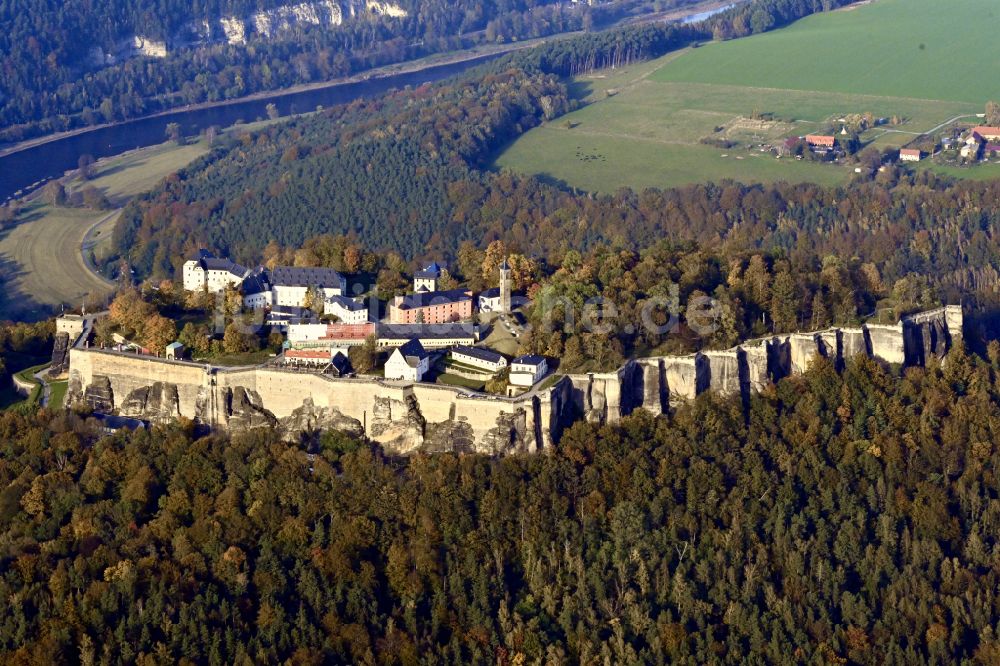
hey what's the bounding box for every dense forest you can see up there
[0,0,698,143]
[0,0,852,142]
[3,346,1000,662]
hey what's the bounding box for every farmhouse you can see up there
[805,134,836,151]
[324,295,369,323]
[451,346,507,373]
[971,126,1000,142]
[389,289,473,324]
[509,355,549,391]
[413,262,442,292]
[384,339,430,382]
[899,148,921,162]
[961,137,981,159]
[182,250,249,293]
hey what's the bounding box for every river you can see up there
[0,53,501,204]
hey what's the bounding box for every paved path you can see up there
[32,368,51,407]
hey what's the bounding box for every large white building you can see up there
[451,346,507,373]
[509,355,548,389]
[384,339,430,382]
[241,269,272,309]
[270,266,346,308]
[182,250,249,293]
[324,295,369,323]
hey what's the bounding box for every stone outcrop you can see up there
[371,394,425,454]
[49,332,70,378]
[120,382,181,424]
[479,410,530,455]
[224,387,278,432]
[64,306,964,455]
[279,398,364,441]
[82,375,114,412]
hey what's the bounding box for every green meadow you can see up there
[495,0,997,193]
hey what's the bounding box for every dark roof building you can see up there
[378,323,478,343]
[188,250,248,277]
[270,266,346,289]
[327,295,367,312]
[414,262,443,279]
[241,268,271,295]
[398,339,430,367]
[452,345,505,365]
[513,354,547,366]
[394,289,472,311]
[330,351,353,376]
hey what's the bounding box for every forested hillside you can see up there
[0,0,853,143]
[3,348,1000,662]
[0,0,679,143]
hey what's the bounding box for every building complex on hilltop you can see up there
[179,249,544,390]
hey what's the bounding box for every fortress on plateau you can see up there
[64,305,964,455]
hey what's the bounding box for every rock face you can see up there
[371,394,425,455]
[279,398,364,441]
[49,333,70,377]
[424,420,476,453]
[83,375,114,412]
[479,410,530,455]
[170,0,406,49]
[119,382,181,424]
[224,387,278,432]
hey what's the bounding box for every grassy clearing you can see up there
[436,373,486,391]
[654,0,1000,104]
[49,380,68,409]
[495,0,995,192]
[0,140,209,321]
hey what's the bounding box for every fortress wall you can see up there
[69,349,207,416]
[66,305,964,455]
[766,337,791,380]
[594,372,624,423]
[865,323,905,365]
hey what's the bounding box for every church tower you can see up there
[499,258,511,314]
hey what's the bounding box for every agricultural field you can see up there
[495,0,996,193]
[0,141,209,321]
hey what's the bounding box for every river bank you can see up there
[0,39,547,162]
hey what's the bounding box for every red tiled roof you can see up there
[805,134,836,147]
[320,323,376,341]
[900,149,921,156]
[286,349,331,359]
[971,126,1000,138]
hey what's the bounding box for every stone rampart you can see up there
[66,306,963,454]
